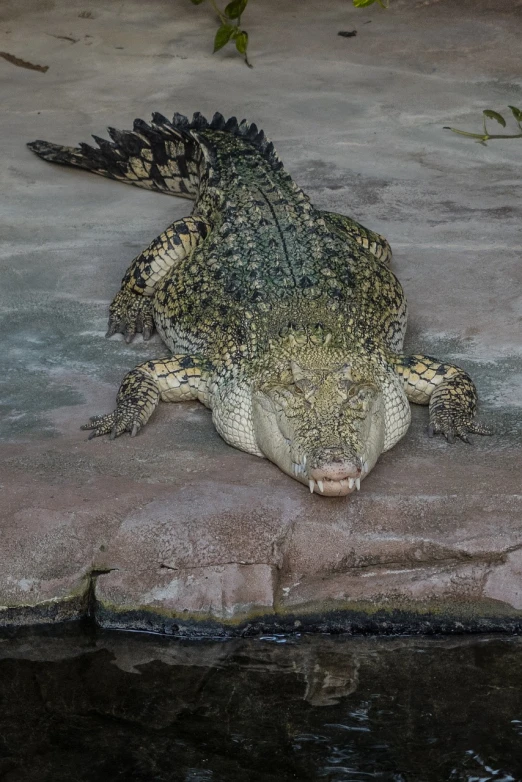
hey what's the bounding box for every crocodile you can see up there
[28,111,491,497]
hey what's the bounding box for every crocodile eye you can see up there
[357,385,374,400]
[293,378,316,405]
[294,378,311,395]
[338,380,354,401]
[346,384,375,410]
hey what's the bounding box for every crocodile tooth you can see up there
[348,478,355,489]
[317,480,324,493]
[303,455,307,467]
[355,478,361,491]
[309,480,315,494]
[364,461,368,473]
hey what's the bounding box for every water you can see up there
[1,625,522,781]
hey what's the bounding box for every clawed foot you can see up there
[82,368,160,440]
[81,403,145,440]
[428,373,493,444]
[106,289,154,343]
[428,412,493,444]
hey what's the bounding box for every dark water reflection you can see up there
[1,627,521,781]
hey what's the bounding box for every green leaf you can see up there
[235,30,248,54]
[214,24,235,52]
[508,105,522,122]
[352,0,377,6]
[224,0,248,19]
[483,109,506,128]
[190,0,206,4]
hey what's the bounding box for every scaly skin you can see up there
[28,111,492,497]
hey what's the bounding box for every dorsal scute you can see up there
[28,109,307,202]
[146,110,284,172]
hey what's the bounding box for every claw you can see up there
[430,420,485,444]
[142,326,152,340]
[131,422,139,437]
[107,289,154,345]
[88,430,98,440]
[470,421,494,436]
[81,417,99,431]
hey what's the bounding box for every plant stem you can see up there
[208,0,228,25]
[444,127,522,141]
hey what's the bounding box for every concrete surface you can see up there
[1,0,521,633]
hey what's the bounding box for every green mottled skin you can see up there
[28,112,491,497]
[157,134,402,361]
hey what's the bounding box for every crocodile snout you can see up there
[307,449,367,496]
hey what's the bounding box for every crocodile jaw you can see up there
[310,478,358,497]
[290,446,381,496]
[251,391,384,497]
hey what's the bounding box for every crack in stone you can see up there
[328,550,513,576]
[503,543,522,556]
[85,568,118,619]
[158,561,268,571]
[278,552,514,602]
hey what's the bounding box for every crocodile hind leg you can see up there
[107,216,210,342]
[82,354,212,439]
[393,353,492,443]
[321,210,392,265]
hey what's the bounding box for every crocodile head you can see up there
[252,346,387,497]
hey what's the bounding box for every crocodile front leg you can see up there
[321,210,392,265]
[393,354,492,443]
[82,354,212,439]
[107,216,210,342]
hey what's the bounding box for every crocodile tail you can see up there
[28,111,283,198]
[27,112,205,199]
